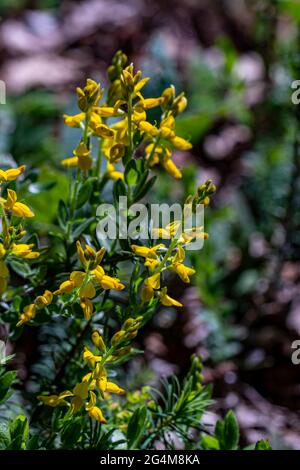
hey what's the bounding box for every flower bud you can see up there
[113,346,132,357]
[111,330,126,347]
[162,86,175,107]
[123,318,135,330]
[76,241,87,267]
[92,331,106,353]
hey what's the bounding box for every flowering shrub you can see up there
[0,51,271,450]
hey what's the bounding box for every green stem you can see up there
[127,94,133,162]
[83,111,90,145]
[66,111,91,239]
[147,134,161,166]
[154,238,178,274]
[95,138,102,180]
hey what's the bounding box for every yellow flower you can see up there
[162,156,182,179]
[92,266,125,291]
[131,244,164,259]
[168,246,196,283]
[141,115,192,152]
[138,120,159,137]
[0,243,6,259]
[0,189,34,217]
[11,243,40,259]
[83,347,102,368]
[63,113,85,128]
[109,143,125,163]
[137,97,163,109]
[170,135,192,150]
[38,382,90,415]
[17,290,53,326]
[75,142,93,171]
[38,390,73,407]
[70,381,89,414]
[106,163,124,181]
[152,220,205,245]
[152,220,182,240]
[101,118,128,163]
[76,79,103,112]
[132,105,147,124]
[144,272,160,290]
[171,260,195,283]
[80,297,94,320]
[144,257,160,272]
[61,143,93,171]
[131,243,165,271]
[161,86,188,115]
[91,331,106,353]
[35,290,53,308]
[16,304,37,327]
[0,165,26,182]
[90,363,125,396]
[54,279,75,295]
[54,271,93,297]
[61,156,79,168]
[76,240,106,269]
[85,391,106,423]
[141,284,154,303]
[94,106,123,118]
[120,65,150,98]
[92,123,115,139]
[159,288,182,307]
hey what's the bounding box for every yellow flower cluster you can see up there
[61,51,192,181]
[38,317,142,423]
[0,189,34,218]
[17,290,53,327]
[54,241,125,320]
[17,240,125,326]
[131,220,209,307]
[0,165,39,298]
[5,54,217,433]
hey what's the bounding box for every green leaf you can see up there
[72,217,94,240]
[76,179,93,208]
[127,405,147,449]
[61,418,83,447]
[132,175,157,202]
[0,422,10,449]
[0,389,12,405]
[255,439,272,450]
[0,371,16,391]
[125,160,138,186]
[215,419,224,444]
[8,415,29,450]
[201,435,220,450]
[10,260,33,278]
[222,410,239,450]
[58,199,69,228]
[113,178,127,204]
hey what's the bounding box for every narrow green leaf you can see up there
[127,406,147,449]
[255,439,272,450]
[76,180,93,208]
[223,410,239,450]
